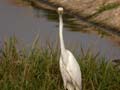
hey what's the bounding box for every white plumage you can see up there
[58,7,82,90]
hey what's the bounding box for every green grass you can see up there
[98,3,120,13]
[0,37,120,90]
[87,2,120,19]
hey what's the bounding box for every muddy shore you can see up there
[28,0,120,34]
[47,0,120,31]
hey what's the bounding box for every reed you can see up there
[0,37,120,90]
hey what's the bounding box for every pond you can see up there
[0,0,120,60]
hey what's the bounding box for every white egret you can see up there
[58,7,82,90]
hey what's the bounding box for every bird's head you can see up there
[58,7,64,15]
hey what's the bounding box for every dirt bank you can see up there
[27,0,120,33]
[48,0,120,31]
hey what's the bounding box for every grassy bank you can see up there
[0,37,120,90]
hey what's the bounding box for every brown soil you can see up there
[48,0,120,31]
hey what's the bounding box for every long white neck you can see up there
[59,14,65,54]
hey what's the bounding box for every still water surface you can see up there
[0,0,120,60]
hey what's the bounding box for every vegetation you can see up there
[98,2,120,13]
[0,37,120,90]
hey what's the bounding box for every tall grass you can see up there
[0,37,120,90]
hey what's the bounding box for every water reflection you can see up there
[0,0,120,60]
[34,7,110,36]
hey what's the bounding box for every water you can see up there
[0,0,120,60]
